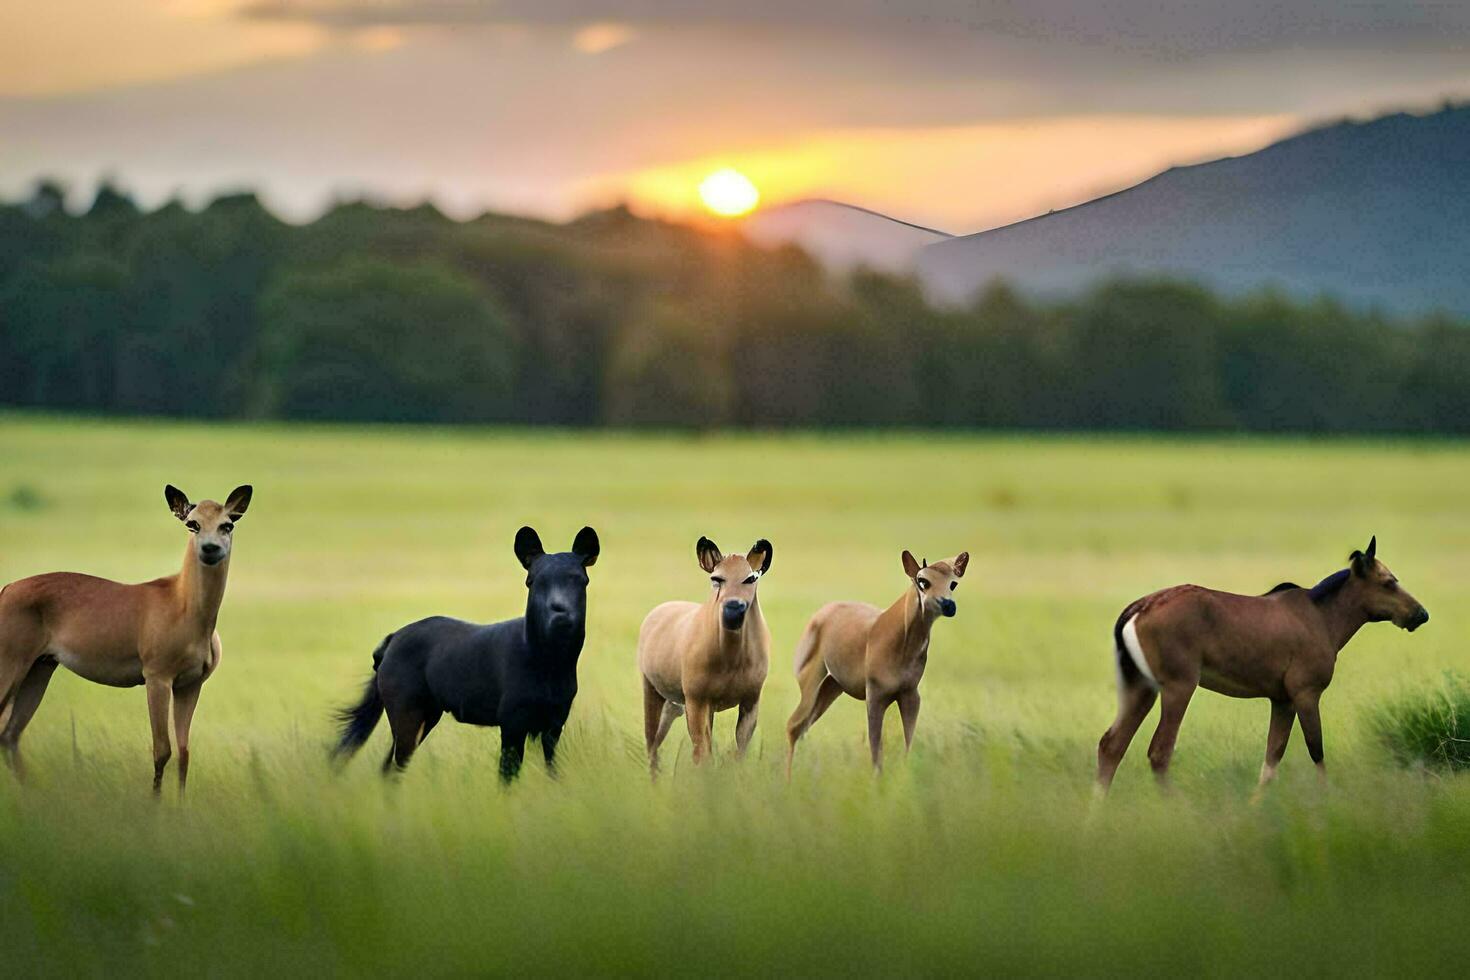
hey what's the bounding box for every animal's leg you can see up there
[896,688,921,752]
[785,675,845,779]
[865,685,892,772]
[1146,682,1196,787]
[1294,690,1326,781]
[1095,680,1158,791]
[1256,699,1296,791]
[734,698,760,759]
[499,730,527,783]
[384,703,427,774]
[171,678,203,793]
[0,654,35,723]
[542,726,562,776]
[649,701,683,776]
[642,676,666,758]
[685,699,713,765]
[0,658,58,780]
[145,676,174,795]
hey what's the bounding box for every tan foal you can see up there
[0,484,252,792]
[638,537,773,773]
[786,550,968,775]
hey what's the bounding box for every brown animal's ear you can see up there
[746,539,772,575]
[165,485,193,522]
[1351,535,1378,576]
[515,526,545,570]
[953,552,969,578]
[697,537,723,574]
[902,550,920,579]
[224,485,253,521]
[572,526,600,567]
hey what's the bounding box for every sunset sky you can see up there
[3,1,1468,231]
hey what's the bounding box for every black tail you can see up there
[331,635,391,760]
[1113,602,1143,686]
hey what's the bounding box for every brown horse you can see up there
[785,550,967,775]
[638,537,773,773]
[1096,537,1428,792]
[0,484,252,792]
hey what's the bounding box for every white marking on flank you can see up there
[1120,615,1160,690]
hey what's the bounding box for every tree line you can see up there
[2,181,1468,433]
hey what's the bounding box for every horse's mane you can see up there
[1308,569,1351,603]
[1263,582,1301,595]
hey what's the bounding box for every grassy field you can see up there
[2,415,1468,976]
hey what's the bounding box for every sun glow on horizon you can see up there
[698,168,760,217]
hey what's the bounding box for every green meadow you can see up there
[2,415,1469,976]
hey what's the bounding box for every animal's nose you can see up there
[722,599,748,629]
[1413,607,1430,629]
[938,597,957,617]
[200,542,222,556]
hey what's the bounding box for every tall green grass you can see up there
[1372,673,1470,773]
[2,415,1469,976]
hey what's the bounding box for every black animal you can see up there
[332,525,599,781]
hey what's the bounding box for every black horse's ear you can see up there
[1365,535,1377,562]
[746,539,772,575]
[224,485,252,521]
[165,485,193,522]
[697,537,723,573]
[515,526,545,570]
[572,526,600,567]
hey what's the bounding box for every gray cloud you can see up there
[240,0,1470,56]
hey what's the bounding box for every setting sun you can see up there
[698,168,760,217]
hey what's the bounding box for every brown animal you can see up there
[786,550,968,775]
[0,485,252,792]
[1096,536,1429,792]
[638,537,772,773]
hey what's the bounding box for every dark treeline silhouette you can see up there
[3,181,1468,433]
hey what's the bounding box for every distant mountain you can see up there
[917,104,1470,317]
[742,199,951,273]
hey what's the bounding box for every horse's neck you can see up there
[175,545,229,633]
[1315,587,1369,653]
[883,587,933,656]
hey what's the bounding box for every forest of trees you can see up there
[3,180,1469,433]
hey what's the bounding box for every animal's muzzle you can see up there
[938,598,957,618]
[722,599,749,630]
[1407,606,1430,632]
[199,543,225,565]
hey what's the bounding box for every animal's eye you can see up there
[1386,579,1399,590]
[949,581,957,591]
[917,579,929,590]
[711,577,724,587]
[743,575,758,585]
[185,520,200,533]
[219,522,234,534]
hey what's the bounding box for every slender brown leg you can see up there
[1096,681,1158,790]
[0,658,58,780]
[642,676,666,759]
[785,675,844,779]
[1146,683,1195,787]
[685,699,713,765]
[171,679,203,793]
[1294,690,1326,781]
[734,699,760,759]
[649,701,683,776]
[865,685,892,772]
[145,676,174,795]
[896,689,921,752]
[1256,699,1296,790]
